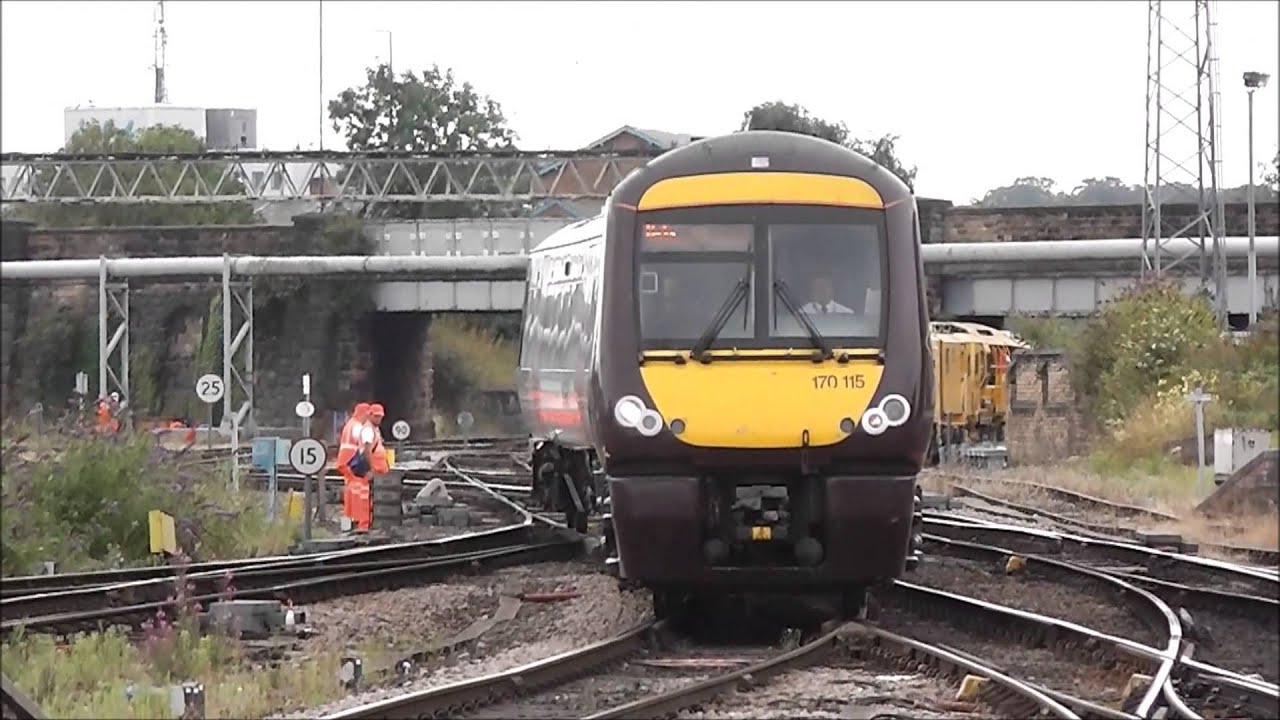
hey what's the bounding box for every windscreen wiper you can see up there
[690,278,751,363]
[773,279,835,362]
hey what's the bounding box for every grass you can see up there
[0,625,383,719]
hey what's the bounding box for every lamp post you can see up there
[376,30,394,74]
[1243,71,1270,327]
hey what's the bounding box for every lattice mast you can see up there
[153,0,168,104]
[1141,0,1228,325]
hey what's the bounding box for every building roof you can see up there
[581,125,702,151]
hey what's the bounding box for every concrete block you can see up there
[373,489,401,504]
[418,514,439,526]
[208,600,284,637]
[413,478,453,508]
[919,492,951,510]
[401,502,421,517]
[437,507,471,527]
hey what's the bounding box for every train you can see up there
[516,130,934,618]
[928,321,1026,463]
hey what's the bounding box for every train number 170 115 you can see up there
[812,374,866,390]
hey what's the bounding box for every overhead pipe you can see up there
[1,237,1276,281]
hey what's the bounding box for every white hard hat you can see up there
[110,392,120,401]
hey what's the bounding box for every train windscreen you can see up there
[638,223,756,344]
[636,214,885,350]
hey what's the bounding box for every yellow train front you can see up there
[590,131,934,615]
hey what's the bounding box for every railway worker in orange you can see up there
[367,404,391,475]
[95,392,121,434]
[336,403,373,527]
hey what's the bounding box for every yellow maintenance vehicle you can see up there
[929,321,1026,464]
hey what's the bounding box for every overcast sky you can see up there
[2,0,1277,203]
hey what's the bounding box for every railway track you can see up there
[924,514,1279,599]
[908,525,1279,717]
[1,526,577,636]
[321,618,1081,720]
[943,480,1280,567]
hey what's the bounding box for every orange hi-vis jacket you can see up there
[369,425,390,475]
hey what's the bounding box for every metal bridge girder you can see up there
[0,150,656,204]
[97,257,130,429]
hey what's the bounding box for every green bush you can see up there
[1,430,297,577]
[429,314,518,431]
[1073,279,1223,424]
[1048,280,1280,471]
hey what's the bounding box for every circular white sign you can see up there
[391,420,411,441]
[456,411,475,431]
[289,438,327,475]
[195,374,225,404]
[295,400,315,419]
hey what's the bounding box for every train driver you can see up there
[800,275,854,315]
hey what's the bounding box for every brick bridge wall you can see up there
[0,216,431,436]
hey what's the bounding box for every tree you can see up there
[1068,177,1142,205]
[14,121,254,227]
[328,63,521,219]
[974,177,1064,207]
[1265,151,1279,191]
[739,101,918,191]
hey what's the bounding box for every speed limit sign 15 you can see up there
[195,373,225,404]
[289,438,327,476]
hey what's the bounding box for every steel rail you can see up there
[323,619,663,719]
[945,483,1280,569]
[884,576,1178,718]
[443,456,566,530]
[920,522,1280,715]
[1,524,545,604]
[923,514,1279,597]
[0,673,45,720]
[2,538,576,636]
[324,617,1080,720]
[919,533,1181,718]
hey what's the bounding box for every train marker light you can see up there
[750,156,770,169]
[669,418,687,435]
[614,396,646,427]
[861,407,888,436]
[637,409,664,437]
[879,394,911,427]
[839,417,855,434]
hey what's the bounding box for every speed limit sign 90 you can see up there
[391,420,411,441]
[289,438,327,475]
[195,374,224,404]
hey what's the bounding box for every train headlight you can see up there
[669,418,687,435]
[879,394,912,427]
[637,409,664,437]
[839,417,855,434]
[614,396,646,428]
[861,407,889,436]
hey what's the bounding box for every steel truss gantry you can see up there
[1141,0,1229,324]
[0,150,656,204]
[98,259,130,430]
